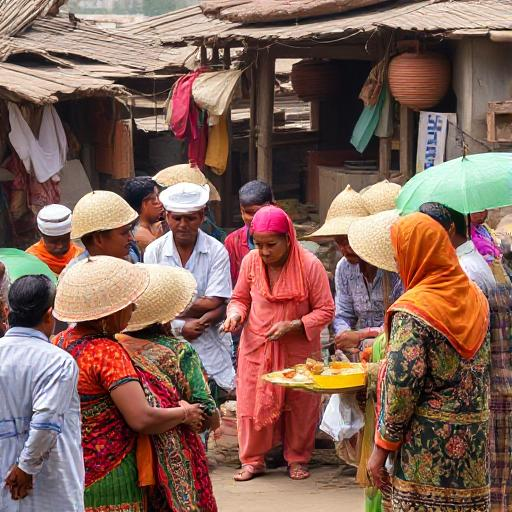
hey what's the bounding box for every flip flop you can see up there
[233,464,265,482]
[288,463,310,480]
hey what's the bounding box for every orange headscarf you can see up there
[385,213,489,359]
[26,239,83,275]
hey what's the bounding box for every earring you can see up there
[101,319,108,336]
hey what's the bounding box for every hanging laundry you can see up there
[192,69,242,117]
[169,69,209,169]
[8,103,67,183]
[205,113,229,175]
[350,84,389,153]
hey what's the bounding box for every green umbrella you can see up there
[396,152,512,215]
[0,248,57,284]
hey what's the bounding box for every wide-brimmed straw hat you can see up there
[124,264,197,332]
[71,191,138,240]
[54,256,149,323]
[153,163,221,202]
[347,209,400,272]
[361,180,401,214]
[305,185,370,239]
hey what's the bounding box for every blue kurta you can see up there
[0,327,84,511]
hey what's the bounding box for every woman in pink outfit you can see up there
[224,206,334,482]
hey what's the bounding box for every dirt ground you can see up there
[210,464,364,511]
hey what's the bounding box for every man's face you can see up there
[470,210,488,225]
[334,235,361,265]
[240,203,268,227]
[95,224,134,259]
[141,187,164,224]
[42,233,71,257]
[166,210,204,245]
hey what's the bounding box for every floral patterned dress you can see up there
[378,311,491,511]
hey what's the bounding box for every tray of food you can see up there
[262,359,366,394]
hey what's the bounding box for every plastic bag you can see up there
[320,393,365,441]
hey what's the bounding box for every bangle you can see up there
[182,406,189,423]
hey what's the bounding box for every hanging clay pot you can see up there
[388,51,451,110]
[291,59,343,101]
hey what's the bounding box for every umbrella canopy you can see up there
[0,248,57,285]
[396,152,512,215]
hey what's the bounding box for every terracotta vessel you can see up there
[388,51,451,110]
[291,59,343,101]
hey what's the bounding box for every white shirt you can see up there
[144,229,235,390]
[456,240,496,295]
[0,327,84,512]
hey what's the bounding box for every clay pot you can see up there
[291,59,343,101]
[388,51,451,110]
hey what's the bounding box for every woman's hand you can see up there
[367,445,391,491]
[334,330,361,349]
[179,401,205,432]
[223,313,242,333]
[265,321,297,341]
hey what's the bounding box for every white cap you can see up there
[160,182,210,213]
[37,204,72,237]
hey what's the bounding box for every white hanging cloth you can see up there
[8,102,67,183]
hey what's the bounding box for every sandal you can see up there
[233,464,265,482]
[288,463,310,480]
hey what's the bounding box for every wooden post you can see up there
[256,51,275,184]
[223,46,231,69]
[399,105,414,180]
[310,99,320,131]
[211,47,220,66]
[379,137,392,179]
[248,61,257,180]
[200,45,207,66]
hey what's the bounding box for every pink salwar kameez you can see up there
[227,208,334,469]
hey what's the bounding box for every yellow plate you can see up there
[312,369,366,390]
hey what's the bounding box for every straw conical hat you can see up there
[153,164,221,202]
[124,264,197,332]
[347,209,400,272]
[361,180,401,214]
[305,185,370,239]
[54,256,149,323]
[71,191,138,240]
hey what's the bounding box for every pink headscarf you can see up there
[248,206,307,304]
[250,205,289,236]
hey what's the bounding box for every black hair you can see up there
[420,202,468,239]
[239,180,273,207]
[8,275,56,328]
[419,202,453,231]
[446,207,467,238]
[123,177,158,213]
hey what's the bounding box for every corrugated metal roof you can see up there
[200,0,390,24]
[0,0,64,36]
[122,1,512,44]
[0,61,125,104]
[11,16,190,73]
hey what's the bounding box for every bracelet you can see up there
[182,406,189,423]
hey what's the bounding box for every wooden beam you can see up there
[256,52,275,184]
[379,137,392,180]
[268,44,373,61]
[399,105,414,180]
